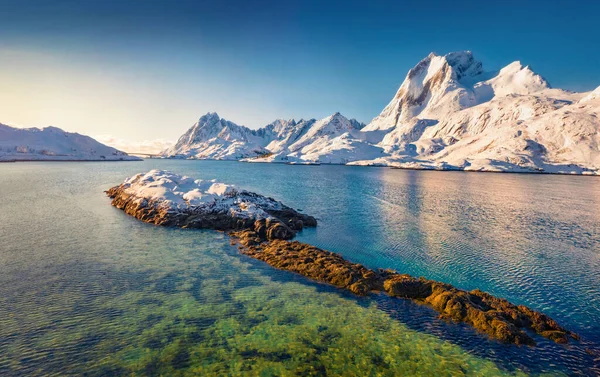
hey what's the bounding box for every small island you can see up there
[107,170,577,346]
[106,170,317,239]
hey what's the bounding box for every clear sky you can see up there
[1,0,599,151]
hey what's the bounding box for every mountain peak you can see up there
[199,112,220,122]
[444,51,483,80]
[480,60,550,96]
[0,123,137,161]
[364,51,486,131]
[580,85,600,102]
[364,50,559,132]
[506,60,524,69]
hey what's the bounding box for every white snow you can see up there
[581,86,600,103]
[472,61,550,101]
[120,170,287,219]
[0,123,141,161]
[163,51,600,175]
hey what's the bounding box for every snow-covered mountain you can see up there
[163,112,381,164]
[354,51,599,174]
[0,123,140,161]
[163,112,269,160]
[165,51,600,174]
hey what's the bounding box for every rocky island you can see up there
[106,170,317,239]
[107,170,577,346]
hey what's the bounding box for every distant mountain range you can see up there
[0,123,140,161]
[164,51,600,174]
[162,111,376,164]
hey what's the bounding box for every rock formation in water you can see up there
[231,231,578,346]
[106,170,316,239]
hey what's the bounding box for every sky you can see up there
[1,0,599,152]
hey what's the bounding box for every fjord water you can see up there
[0,161,598,376]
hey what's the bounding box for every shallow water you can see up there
[0,160,598,376]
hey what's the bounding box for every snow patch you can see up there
[119,170,289,219]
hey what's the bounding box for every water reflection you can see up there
[301,167,600,374]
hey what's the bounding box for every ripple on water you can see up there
[0,161,599,376]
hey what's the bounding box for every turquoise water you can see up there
[0,160,598,376]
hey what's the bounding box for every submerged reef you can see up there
[107,170,576,346]
[232,231,578,346]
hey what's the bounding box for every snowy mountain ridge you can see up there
[163,111,376,164]
[0,123,140,161]
[163,112,271,160]
[164,51,600,174]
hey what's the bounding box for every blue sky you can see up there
[1,0,599,146]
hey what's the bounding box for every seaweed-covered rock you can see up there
[106,170,316,240]
[237,239,383,295]
[232,230,577,346]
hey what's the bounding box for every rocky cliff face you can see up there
[364,51,485,132]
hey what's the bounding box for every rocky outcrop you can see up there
[106,170,316,240]
[232,231,578,346]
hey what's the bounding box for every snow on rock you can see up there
[106,170,317,239]
[120,170,240,208]
[472,61,550,100]
[0,123,140,161]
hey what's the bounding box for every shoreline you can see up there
[162,157,600,177]
[1,158,142,163]
[7,156,598,176]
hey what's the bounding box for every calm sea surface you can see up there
[0,160,599,376]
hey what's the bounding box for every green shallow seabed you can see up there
[0,230,560,377]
